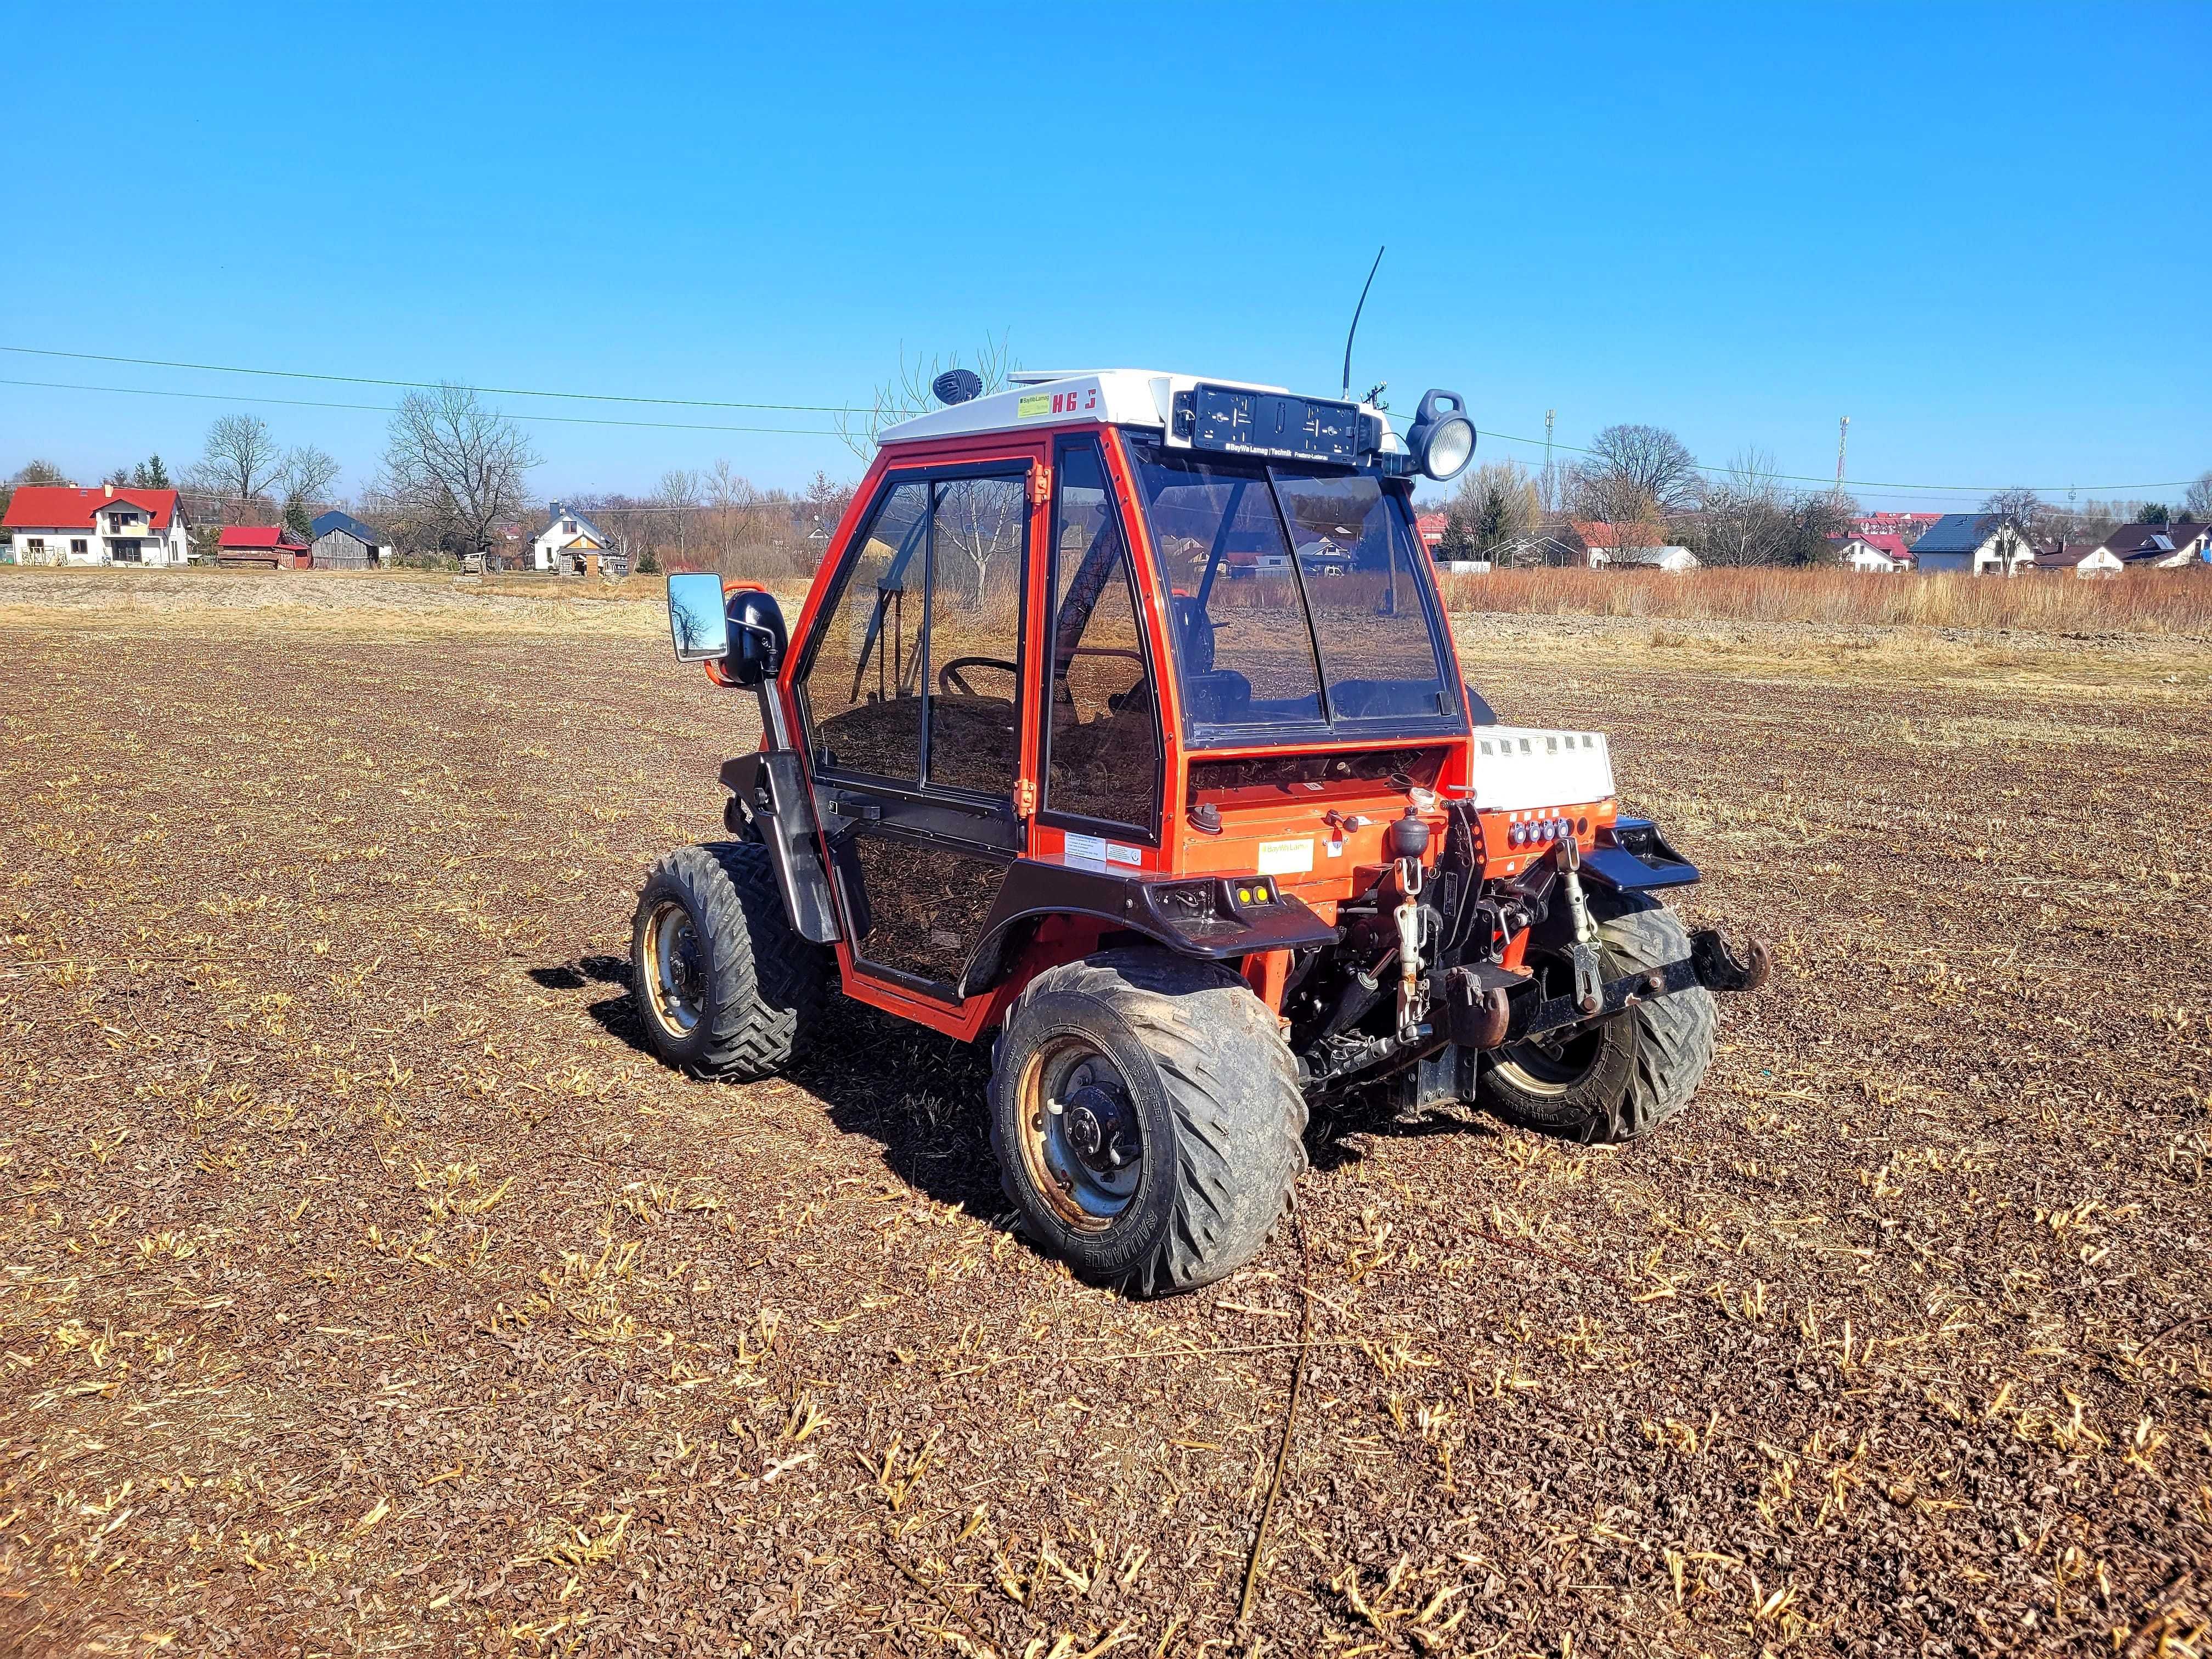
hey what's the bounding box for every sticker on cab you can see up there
[1066,831,1144,867]
[1257,838,1314,875]
[1017,393,1052,418]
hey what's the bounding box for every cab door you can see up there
[792,454,1041,1001]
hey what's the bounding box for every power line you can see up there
[0,343,851,415]
[1470,424,2197,498]
[0,377,847,440]
[5,345,2194,500]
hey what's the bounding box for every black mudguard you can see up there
[957,862,1339,998]
[720,752,842,945]
[1579,815,1701,892]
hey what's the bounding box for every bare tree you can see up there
[837,334,1016,459]
[190,414,284,508]
[1696,449,1792,566]
[274,445,339,541]
[377,384,539,558]
[1449,460,1541,558]
[1980,487,2045,532]
[705,460,755,563]
[279,444,340,507]
[1571,424,1701,523]
[14,459,70,486]
[2186,470,2212,522]
[654,468,703,563]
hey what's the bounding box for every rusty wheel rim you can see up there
[1016,1036,1142,1232]
[640,900,706,1037]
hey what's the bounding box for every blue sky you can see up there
[4,2,2205,509]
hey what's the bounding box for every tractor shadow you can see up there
[533,953,1009,1217]
[1305,1097,1505,1172]
[528,952,1506,1205]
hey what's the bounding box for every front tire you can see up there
[1479,894,1717,1144]
[630,843,825,1081]
[989,949,1306,1298]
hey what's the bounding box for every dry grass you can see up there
[0,583,2209,1656]
[1439,565,2212,633]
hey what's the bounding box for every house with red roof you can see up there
[2,484,192,566]
[1829,532,1912,573]
[217,526,313,569]
[1572,520,1699,571]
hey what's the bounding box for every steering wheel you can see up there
[938,656,1019,697]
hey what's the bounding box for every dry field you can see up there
[2,571,2209,1657]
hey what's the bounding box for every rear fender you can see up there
[1578,815,1700,893]
[956,861,1338,999]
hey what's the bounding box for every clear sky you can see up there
[4,2,2205,510]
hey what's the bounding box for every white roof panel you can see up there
[877,370,1405,455]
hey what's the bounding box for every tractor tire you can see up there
[630,842,826,1081]
[1479,894,1716,1144]
[988,949,1306,1299]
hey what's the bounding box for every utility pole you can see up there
[1543,409,1556,514]
[1834,415,1850,499]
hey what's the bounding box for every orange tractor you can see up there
[635,371,1767,1296]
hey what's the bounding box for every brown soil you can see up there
[1,590,2208,1656]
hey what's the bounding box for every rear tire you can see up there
[1479,895,1716,1144]
[630,842,826,1081]
[989,949,1306,1298]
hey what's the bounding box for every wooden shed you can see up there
[308,511,391,569]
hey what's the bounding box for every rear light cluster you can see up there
[1506,812,1592,848]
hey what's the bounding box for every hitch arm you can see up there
[1504,927,1771,1048]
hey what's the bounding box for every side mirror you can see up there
[1171,594,1216,675]
[725,589,787,689]
[667,572,731,662]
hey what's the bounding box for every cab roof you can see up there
[878,369,1407,456]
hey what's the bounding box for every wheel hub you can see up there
[1062,1082,1137,1172]
[1019,1045,1144,1231]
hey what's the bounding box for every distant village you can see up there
[1410,507,2211,578]
[8,481,2205,586]
[0,485,644,575]
[4,415,2207,588]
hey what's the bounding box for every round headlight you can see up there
[1421,414,1476,481]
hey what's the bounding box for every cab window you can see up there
[1044,440,1160,836]
[803,479,929,783]
[800,471,1026,799]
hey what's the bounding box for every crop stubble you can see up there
[0,589,2208,1656]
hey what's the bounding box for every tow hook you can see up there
[1690,928,1771,992]
[1557,836,1605,1015]
[1394,856,1427,1040]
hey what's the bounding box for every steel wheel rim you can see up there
[1492,953,1605,1097]
[1017,1036,1143,1232]
[641,900,706,1036]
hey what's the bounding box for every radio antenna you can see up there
[1340,244,1385,400]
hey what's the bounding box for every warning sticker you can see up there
[1066,831,1144,868]
[1257,838,1314,875]
[1017,393,1052,418]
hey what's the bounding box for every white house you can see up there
[1,484,192,566]
[2033,543,2124,579]
[2096,521,2211,571]
[1595,544,1700,572]
[533,501,612,573]
[1842,544,1903,574]
[1909,513,2034,577]
[1830,532,1911,573]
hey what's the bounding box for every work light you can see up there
[1407,389,1477,482]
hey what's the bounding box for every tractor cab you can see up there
[641,369,1767,1297]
